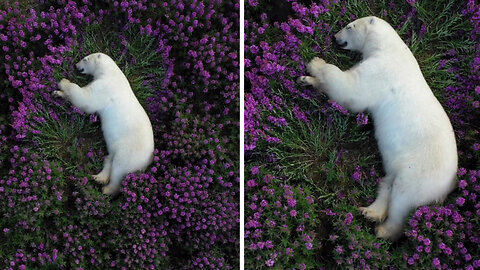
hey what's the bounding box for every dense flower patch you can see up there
[245,0,479,269]
[0,0,239,269]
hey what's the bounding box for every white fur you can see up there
[299,16,457,240]
[54,52,154,195]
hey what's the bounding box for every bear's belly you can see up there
[371,93,456,175]
[98,102,152,152]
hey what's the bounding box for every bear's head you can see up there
[76,52,116,77]
[334,16,395,53]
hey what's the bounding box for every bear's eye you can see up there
[346,25,352,30]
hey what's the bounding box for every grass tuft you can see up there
[32,111,102,172]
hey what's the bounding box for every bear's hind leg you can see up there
[359,175,394,222]
[92,155,112,184]
[102,156,128,195]
[375,180,415,240]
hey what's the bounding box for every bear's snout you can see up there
[75,63,85,73]
[335,37,348,48]
[334,32,348,48]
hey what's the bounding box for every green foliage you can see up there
[32,111,102,172]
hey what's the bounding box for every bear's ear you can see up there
[369,17,375,24]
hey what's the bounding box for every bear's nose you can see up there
[335,37,348,48]
[75,63,84,73]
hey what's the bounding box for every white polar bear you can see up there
[299,16,458,240]
[54,53,154,195]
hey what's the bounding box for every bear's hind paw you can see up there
[375,223,402,241]
[102,185,120,196]
[375,224,390,239]
[359,206,387,222]
[92,174,109,184]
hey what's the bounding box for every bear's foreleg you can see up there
[300,57,371,112]
[54,79,101,114]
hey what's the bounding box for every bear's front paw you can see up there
[297,76,316,87]
[308,56,326,67]
[52,90,65,98]
[57,78,71,91]
[311,57,326,64]
[307,57,327,75]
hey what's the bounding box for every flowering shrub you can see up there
[245,168,318,269]
[1,0,239,269]
[402,169,480,269]
[245,0,479,269]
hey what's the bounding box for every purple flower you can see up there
[344,212,354,226]
[458,179,468,188]
[356,113,369,125]
[423,238,431,245]
[287,198,296,207]
[352,171,362,181]
[260,200,268,207]
[473,143,480,151]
